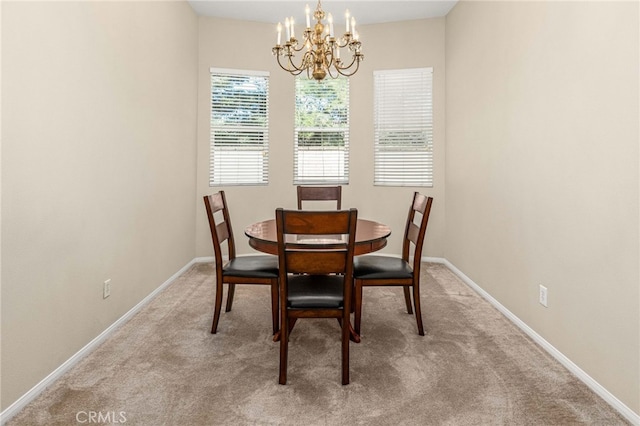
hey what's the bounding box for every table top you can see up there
[245,218,391,256]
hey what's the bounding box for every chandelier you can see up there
[272,1,364,80]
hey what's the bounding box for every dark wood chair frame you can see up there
[353,193,433,336]
[296,185,342,210]
[276,208,358,385]
[203,191,279,335]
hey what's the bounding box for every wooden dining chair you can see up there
[353,192,433,336]
[276,208,358,385]
[296,185,342,210]
[203,191,279,335]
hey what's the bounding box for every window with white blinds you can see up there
[374,68,433,187]
[294,77,349,185]
[210,68,269,186]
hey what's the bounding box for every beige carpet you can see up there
[7,262,629,425]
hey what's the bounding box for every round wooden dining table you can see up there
[244,218,391,256]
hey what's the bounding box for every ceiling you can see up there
[187,1,458,25]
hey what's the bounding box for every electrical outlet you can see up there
[539,285,548,307]
[103,279,111,299]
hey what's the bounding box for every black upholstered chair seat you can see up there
[287,274,344,309]
[353,255,413,280]
[223,256,279,278]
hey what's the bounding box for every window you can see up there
[210,68,269,186]
[294,77,349,184]
[374,68,433,187]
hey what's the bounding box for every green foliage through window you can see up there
[294,77,349,184]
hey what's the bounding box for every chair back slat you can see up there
[203,191,236,266]
[402,192,434,265]
[281,210,351,235]
[406,222,421,246]
[208,193,225,214]
[286,251,348,275]
[413,192,430,214]
[216,221,230,243]
[297,186,342,210]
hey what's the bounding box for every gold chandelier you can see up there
[272,0,364,80]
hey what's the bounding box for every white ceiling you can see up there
[188,1,458,25]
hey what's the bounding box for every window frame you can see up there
[209,68,270,187]
[373,67,434,187]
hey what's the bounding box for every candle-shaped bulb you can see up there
[277,22,282,45]
[305,4,311,28]
[351,17,356,36]
[328,13,334,36]
[285,17,291,39]
[345,9,350,32]
[290,16,295,38]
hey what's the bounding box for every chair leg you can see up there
[270,281,279,336]
[341,311,350,385]
[279,314,289,385]
[403,285,413,314]
[354,280,363,335]
[211,280,224,334]
[288,318,298,334]
[225,283,236,312]
[412,284,425,336]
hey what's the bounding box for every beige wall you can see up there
[1,1,198,409]
[196,16,446,259]
[445,0,639,413]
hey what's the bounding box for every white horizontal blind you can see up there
[210,68,269,186]
[294,77,349,185]
[374,68,433,187]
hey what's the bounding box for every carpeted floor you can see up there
[6,262,630,425]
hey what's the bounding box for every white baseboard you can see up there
[0,258,199,425]
[426,256,639,426]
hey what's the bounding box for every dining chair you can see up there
[353,192,433,336]
[296,185,342,210]
[203,191,279,335]
[276,208,358,385]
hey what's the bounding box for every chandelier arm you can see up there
[284,48,315,74]
[326,62,340,79]
[303,50,316,72]
[286,53,303,72]
[334,54,358,71]
[335,58,362,77]
[276,53,305,75]
[290,41,308,53]
[334,34,352,49]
